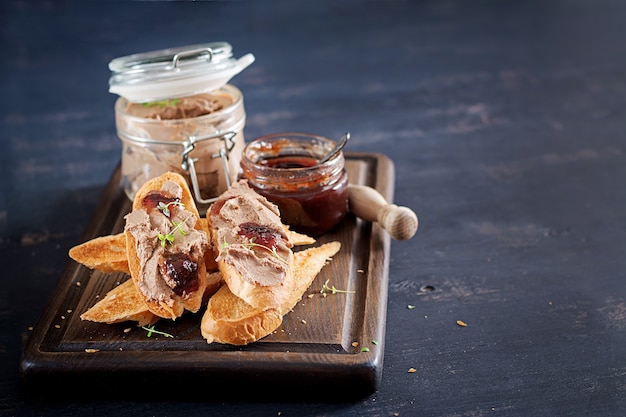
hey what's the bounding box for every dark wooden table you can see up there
[2,1,625,416]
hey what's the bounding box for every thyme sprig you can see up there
[320,279,355,295]
[142,98,181,108]
[220,239,289,265]
[157,216,189,247]
[141,325,174,338]
[157,200,185,218]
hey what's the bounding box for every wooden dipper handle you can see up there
[347,184,418,240]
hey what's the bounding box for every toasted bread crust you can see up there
[69,234,130,273]
[280,240,341,314]
[80,279,158,326]
[200,284,283,345]
[201,241,341,345]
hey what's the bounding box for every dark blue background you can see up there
[2,1,625,416]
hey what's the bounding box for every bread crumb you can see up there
[28,326,33,331]
[85,348,99,353]
[54,324,60,329]
[456,320,468,327]
[76,281,81,287]
[123,328,132,333]
[67,309,73,313]
[408,368,416,373]
[357,269,364,273]
[352,341,359,347]
[61,315,66,320]
[301,319,307,324]
[307,293,315,299]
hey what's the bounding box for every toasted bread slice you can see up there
[69,234,130,274]
[279,241,341,314]
[201,241,341,345]
[80,272,223,326]
[283,226,316,246]
[125,172,209,320]
[208,180,295,310]
[80,279,158,326]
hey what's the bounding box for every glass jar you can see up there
[240,132,349,236]
[115,84,245,212]
[108,42,255,211]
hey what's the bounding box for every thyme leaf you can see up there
[157,216,189,247]
[141,325,174,338]
[220,239,289,265]
[320,279,355,295]
[142,98,181,108]
[157,200,185,218]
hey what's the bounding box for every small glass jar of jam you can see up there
[108,42,255,212]
[240,132,349,236]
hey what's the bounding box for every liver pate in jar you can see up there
[108,42,255,211]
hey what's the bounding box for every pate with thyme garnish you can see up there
[208,180,294,309]
[124,179,209,316]
[125,93,231,120]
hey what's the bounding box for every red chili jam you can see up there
[240,133,349,236]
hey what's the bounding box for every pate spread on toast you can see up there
[208,180,294,309]
[124,172,209,320]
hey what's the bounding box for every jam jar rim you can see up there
[241,132,346,186]
[242,131,341,171]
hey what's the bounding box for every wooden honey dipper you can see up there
[347,184,418,240]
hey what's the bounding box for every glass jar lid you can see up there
[108,42,254,102]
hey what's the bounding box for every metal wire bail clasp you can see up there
[181,130,237,205]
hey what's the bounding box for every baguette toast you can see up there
[79,279,158,326]
[69,234,130,274]
[124,172,209,320]
[208,180,295,309]
[201,241,341,345]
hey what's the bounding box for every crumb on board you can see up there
[85,348,99,353]
[456,320,468,327]
[408,367,416,373]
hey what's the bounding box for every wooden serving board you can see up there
[20,152,394,400]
